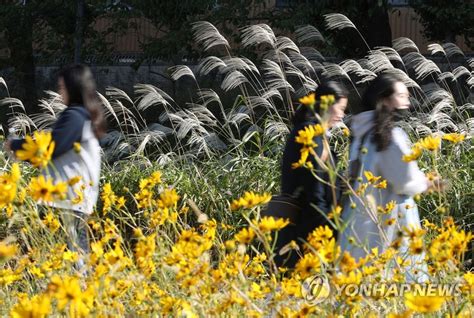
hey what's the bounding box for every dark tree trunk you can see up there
[74,0,85,63]
[363,1,392,48]
[319,0,393,58]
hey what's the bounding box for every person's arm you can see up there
[9,108,86,159]
[378,128,428,196]
[50,108,86,158]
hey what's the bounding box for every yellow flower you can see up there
[342,127,351,137]
[10,294,51,318]
[15,131,55,168]
[49,275,93,317]
[364,170,381,184]
[463,272,474,287]
[377,200,396,214]
[28,175,56,202]
[327,205,342,220]
[0,164,20,209]
[442,133,465,143]
[116,196,126,209]
[52,181,68,200]
[255,216,289,233]
[157,188,180,209]
[387,311,413,318]
[294,124,324,147]
[409,237,424,254]
[10,163,21,183]
[71,186,85,204]
[298,93,316,106]
[42,211,60,233]
[334,270,362,285]
[0,241,17,260]
[230,191,271,210]
[295,253,321,278]
[419,135,441,152]
[135,233,156,259]
[319,94,335,112]
[68,176,82,186]
[318,237,339,263]
[62,250,79,262]
[234,227,256,244]
[404,292,445,313]
[29,266,45,279]
[150,171,162,184]
[101,183,117,214]
[292,147,314,169]
[402,143,423,162]
[73,142,81,153]
[374,179,387,189]
[307,225,333,250]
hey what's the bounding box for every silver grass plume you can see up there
[288,52,315,75]
[169,65,196,81]
[222,57,259,74]
[192,21,229,51]
[134,84,173,111]
[324,13,356,30]
[374,47,403,64]
[0,97,25,112]
[299,47,326,62]
[322,63,351,81]
[295,25,324,44]
[0,77,7,91]
[443,43,465,58]
[427,43,446,56]
[276,36,300,53]
[339,59,376,84]
[452,66,471,81]
[403,52,441,80]
[196,56,226,76]
[382,68,420,90]
[240,24,276,48]
[366,50,394,73]
[393,37,419,53]
[221,70,249,92]
[106,87,134,105]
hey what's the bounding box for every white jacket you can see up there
[339,110,429,282]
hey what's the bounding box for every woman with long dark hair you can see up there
[339,73,441,282]
[7,64,106,271]
[275,81,348,268]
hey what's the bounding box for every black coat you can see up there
[276,120,340,267]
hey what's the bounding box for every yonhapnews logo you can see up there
[301,274,469,305]
[301,274,331,305]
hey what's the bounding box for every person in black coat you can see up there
[276,82,349,268]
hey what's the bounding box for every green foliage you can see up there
[410,0,474,48]
[101,154,281,237]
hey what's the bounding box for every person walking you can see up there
[6,64,106,272]
[274,82,348,268]
[339,73,443,282]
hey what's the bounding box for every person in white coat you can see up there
[7,64,105,272]
[339,73,442,282]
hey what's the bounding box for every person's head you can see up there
[360,73,410,151]
[58,64,106,138]
[359,73,410,114]
[293,81,348,127]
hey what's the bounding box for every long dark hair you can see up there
[58,64,106,138]
[292,81,348,126]
[359,73,402,152]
